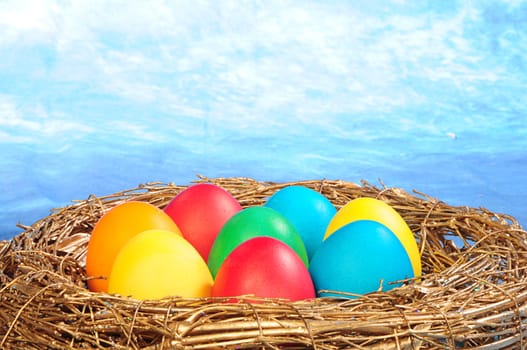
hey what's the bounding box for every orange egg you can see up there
[86,201,182,293]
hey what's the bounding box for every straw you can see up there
[1,176,526,349]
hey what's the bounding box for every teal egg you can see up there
[309,220,413,298]
[264,185,336,260]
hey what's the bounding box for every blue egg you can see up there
[264,185,337,260]
[309,220,413,298]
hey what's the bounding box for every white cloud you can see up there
[0,94,38,128]
[107,120,166,143]
[0,0,61,46]
[0,0,524,139]
[0,94,94,143]
[0,130,34,143]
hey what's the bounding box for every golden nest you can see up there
[1,176,527,349]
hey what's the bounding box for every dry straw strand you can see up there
[1,176,526,349]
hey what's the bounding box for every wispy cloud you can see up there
[0,0,525,143]
[0,94,94,144]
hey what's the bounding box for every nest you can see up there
[1,176,527,349]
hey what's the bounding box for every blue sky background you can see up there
[1,0,527,239]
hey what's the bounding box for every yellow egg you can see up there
[324,197,421,277]
[86,201,182,293]
[108,229,213,300]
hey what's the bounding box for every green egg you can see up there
[207,206,309,278]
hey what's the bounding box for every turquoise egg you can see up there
[264,185,336,260]
[309,220,413,298]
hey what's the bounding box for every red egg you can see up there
[164,183,242,260]
[211,236,315,301]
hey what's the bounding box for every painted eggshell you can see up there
[264,185,336,259]
[86,201,182,292]
[212,236,315,301]
[207,206,308,278]
[108,229,213,300]
[164,183,242,261]
[325,197,421,277]
[311,220,414,298]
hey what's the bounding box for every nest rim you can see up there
[1,176,527,349]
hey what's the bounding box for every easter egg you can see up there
[108,229,213,300]
[164,183,242,261]
[212,236,315,301]
[324,197,421,277]
[310,220,414,298]
[86,201,182,293]
[264,185,336,259]
[207,206,309,278]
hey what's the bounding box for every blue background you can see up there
[1,1,526,240]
